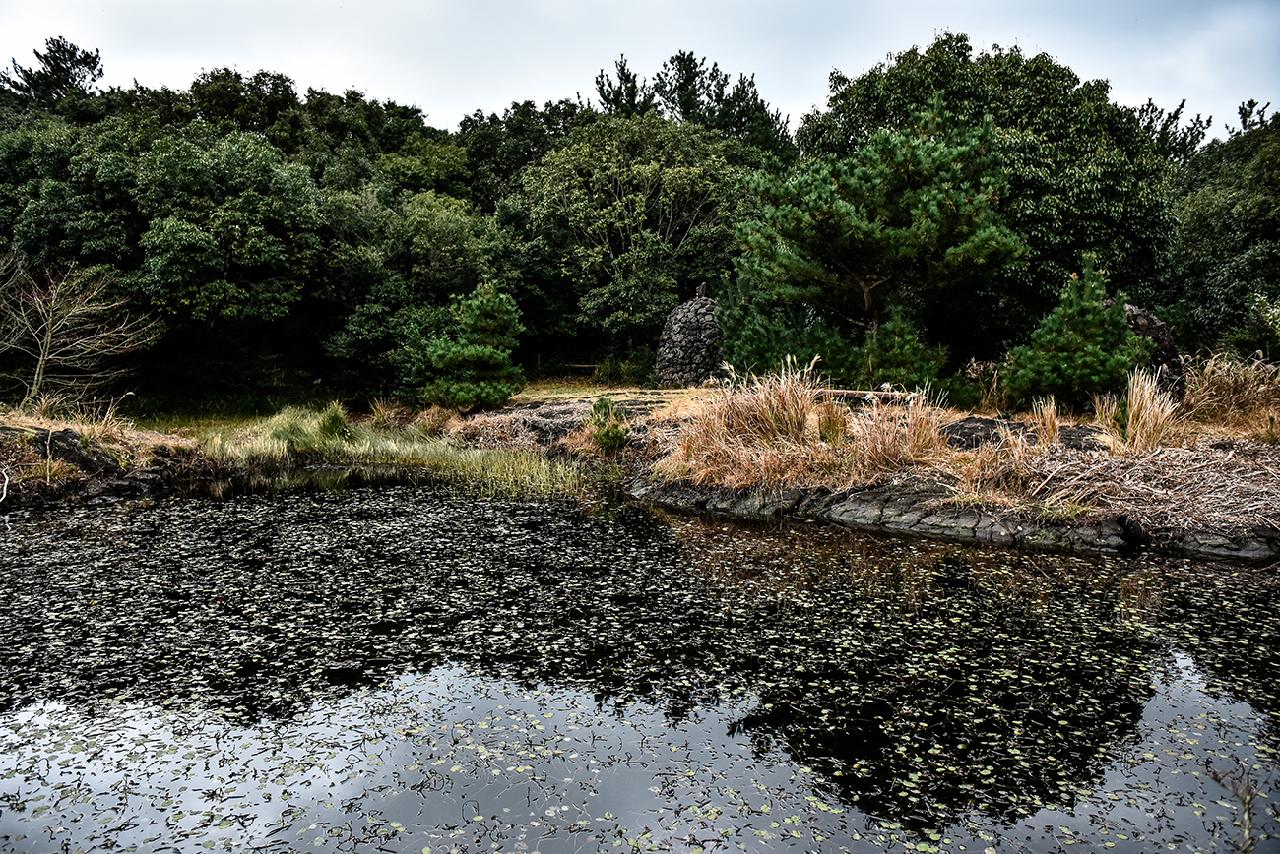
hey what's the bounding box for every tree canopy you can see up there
[0,33,1269,408]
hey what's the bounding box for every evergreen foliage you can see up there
[1003,264,1152,408]
[0,32,1272,409]
[587,396,630,454]
[851,310,947,390]
[725,102,1020,374]
[1169,106,1279,352]
[515,114,747,353]
[406,282,526,411]
[797,33,1192,351]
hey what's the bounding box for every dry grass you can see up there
[1029,397,1059,446]
[446,412,544,451]
[367,398,413,431]
[961,359,1004,412]
[949,428,1042,504]
[412,405,456,437]
[1091,370,1184,454]
[1022,444,1280,533]
[1121,369,1181,453]
[816,400,849,446]
[1183,352,1280,422]
[653,360,951,489]
[714,357,817,444]
[649,362,1280,534]
[852,398,949,476]
[1,396,195,471]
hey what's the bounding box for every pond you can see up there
[0,485,1277,853]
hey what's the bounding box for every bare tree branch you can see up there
[0,256,158,405]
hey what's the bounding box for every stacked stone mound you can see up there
[1123,303,1184,398]
[656,296,721,388]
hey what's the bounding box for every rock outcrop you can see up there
[656,296,721,388]
[1122,303,1184,397]
[631,478,1280,564]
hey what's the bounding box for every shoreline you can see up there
[632,478,1279,564]
[4,413,1277,566]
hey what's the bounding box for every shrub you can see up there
[405,282,526,412]
[718,287,858,379]
[587,396,630,455]
[1225,292,1280,360]
[850,310,947,390]
[1003,264,1152,409]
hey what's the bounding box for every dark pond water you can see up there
[0,486,1277,853]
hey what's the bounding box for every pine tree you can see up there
[398,282,526,411]
[852,309,947,390]
[1004,263,1152,408]
[726,100,1023,369]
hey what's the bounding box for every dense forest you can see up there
[0,33,1276,410]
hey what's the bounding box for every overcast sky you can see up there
[2,0,1277,139]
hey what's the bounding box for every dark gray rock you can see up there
[942,416,1024,450]
[656,296,721,388]
[633,479,1279,563]
[941,416,1109,452]
[1122,303,1184,397]
[1059,425,1111,452]
[14,427,125,475]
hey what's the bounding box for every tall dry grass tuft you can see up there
[816,400,849,446]
[412,405,456,437]
[716,356,819,444]
[1123,369,1180,453]
[848,398,947,477]
[1030,396,1059,446]
[1092,392,1122,439]
[655,357,827,488]
[1182,352,1280,422]
[1090,371,1181,455]
[368,398,411,431]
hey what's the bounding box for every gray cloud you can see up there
[1,0,1276,138]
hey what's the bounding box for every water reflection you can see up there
[0,486,1276,851]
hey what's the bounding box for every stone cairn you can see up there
[656,287,721,388]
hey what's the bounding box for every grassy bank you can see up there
[3,360,1278,539]
[199,402,588,499]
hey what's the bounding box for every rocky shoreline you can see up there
[631,478,1280,564]
[4,410,1278,565]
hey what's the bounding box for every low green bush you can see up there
[850,309,947,390]
[587,396,630,454]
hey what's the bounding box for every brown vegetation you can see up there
[649,362,1280,534]
[1182,353,1280,440]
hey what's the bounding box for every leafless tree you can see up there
[0,256,157,405]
